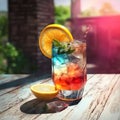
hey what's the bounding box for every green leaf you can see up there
[66,48,75,54]
[53,39,61,47]
[53,39,75,55]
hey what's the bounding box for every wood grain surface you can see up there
[0,74,120,120]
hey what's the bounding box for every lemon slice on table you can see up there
[39,24,73,58]
[30,84,59,101]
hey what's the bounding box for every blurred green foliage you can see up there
[0,15,8,37]
[0,42,33,74]
[54,6,70,25]
[0,15,33,74]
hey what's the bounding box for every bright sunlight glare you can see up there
[81,0,120,12]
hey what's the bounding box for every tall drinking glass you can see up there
[52,40,86,101]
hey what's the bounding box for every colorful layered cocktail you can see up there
[52,40,86,101]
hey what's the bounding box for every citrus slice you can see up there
[39,24,73,58]
[30,84,58,101]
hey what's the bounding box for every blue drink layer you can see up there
[52,47,69,66]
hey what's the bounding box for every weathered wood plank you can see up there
[0,75,95,120]
[61,74,118,120]
[0,73,94,112]
[22,75,95,120]
[0,74,50,95]
[21,74,96,120]
[0,95,38,120]
[0,75,29,84]
[0,81,55,120]
[0,78,51,113]
[99,74,120,120]
[30,74,101,120]
[0,93,71,120]
[0,74,120,120]
[87,74,95,80]
[0,74,93,96]
[34,106,75,120]
[0,75,29,96]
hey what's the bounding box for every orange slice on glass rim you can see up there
[31,84,59,101]
[39,24,73,58]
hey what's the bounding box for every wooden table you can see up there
[0,74,120,120]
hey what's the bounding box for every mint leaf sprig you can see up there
[53,39,75,54]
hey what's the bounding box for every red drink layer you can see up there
[54,75,86,90]
[53,63,86,90]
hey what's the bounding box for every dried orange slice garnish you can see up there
[30,84,59,101]
[39,24,73,58]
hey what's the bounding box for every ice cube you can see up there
[52,56,64,65]
[52,47,58,57]
[54,66,62,75]
[54,64,67,75]
[57,55,65,64]
[72,40,86,59]
[59,64,67,74]
[52,56,60,65]
[68,55,80,63]
[52,54,69,65]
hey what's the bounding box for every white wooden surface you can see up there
[0,74,120,120]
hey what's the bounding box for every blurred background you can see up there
[0,0,120,74]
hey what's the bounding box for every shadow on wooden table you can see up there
[20,98,68,114]
[20,98,81,114]
[0,73,50,90]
